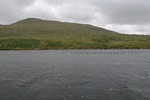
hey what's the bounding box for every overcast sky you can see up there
[0,0,150,35]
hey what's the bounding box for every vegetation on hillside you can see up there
[0,18,150,50]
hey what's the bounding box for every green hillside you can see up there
[0,18,150,50]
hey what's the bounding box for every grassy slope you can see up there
[0,18,150,50]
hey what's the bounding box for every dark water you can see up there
[0,50,150,100]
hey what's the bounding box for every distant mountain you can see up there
[6,18,118,35]
[0,18,150,50]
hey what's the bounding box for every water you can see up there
[0,50,150,100]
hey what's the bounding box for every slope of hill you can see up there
[0,18,150,50]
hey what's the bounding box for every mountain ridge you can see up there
[1,18,119,34]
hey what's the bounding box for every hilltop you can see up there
[0,18,150,50]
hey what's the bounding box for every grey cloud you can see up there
[0,0,35,24]
[58,4,96,22]
[94,0,150,25]
[104,24,150,35]
[8,0,35,6]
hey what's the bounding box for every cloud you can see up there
[104,24,150,35]
[0,0,35,24]
[0,0,150,35]
[23,0,98,23]
[95,0,150,25]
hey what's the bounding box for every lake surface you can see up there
[0,50,150,100]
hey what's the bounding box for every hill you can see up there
[0,18,150,50]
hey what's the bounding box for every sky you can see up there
[0,0,150,35]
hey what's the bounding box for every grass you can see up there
[0,39,40,50]
[0,18,150,50]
